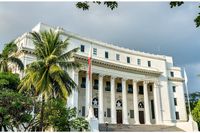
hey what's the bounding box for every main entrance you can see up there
[139,111,145,124]
[116,110,122,124]
[94,108,98,118]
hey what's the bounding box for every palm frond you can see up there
[8,56,24,71]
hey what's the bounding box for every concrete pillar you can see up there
[122,78,129,124]
[98,74,104,123]
[111,76,117,124]
[143,81,151,124]
[133,80,140,124]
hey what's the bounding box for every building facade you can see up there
[13,23,188,126]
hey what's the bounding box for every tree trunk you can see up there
[39,95,45,131]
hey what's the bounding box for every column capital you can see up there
[122,78,128,82]
[132,79,138,83]
[111,75,117,79]
[98,73,104,77]
[143,80,150,84]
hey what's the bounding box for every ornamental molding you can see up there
[168,77,184,82]
[74,54,162,76]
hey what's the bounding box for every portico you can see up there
[77,70,162,125]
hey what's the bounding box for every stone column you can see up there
[143,81,151,124]
[111,76,117,124]
[153,82,162,124]
[85,71,92,116]
[133,80,140,124]
[98,74,104,123]
[122,78,129,124]
[72,70,79,110]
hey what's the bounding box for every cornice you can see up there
[74,54,162,76]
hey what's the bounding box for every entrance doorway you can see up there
[94,108,98,118]
[139,111,145,124]
[116,110,122,124]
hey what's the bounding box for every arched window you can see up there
[92,97,98,107]
[116,100,122,107]
[138,102,144,108]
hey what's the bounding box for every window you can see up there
[117,83,122,92]
[151,100,155,119]
[148,61,151,67]
[130,110,134,118]
[80,45,85,52]
[138,86,143,94]
[116,54,120,61]
[93,79,98,90]
[81,77,86,88]
[93,48,97,55]
[137,59,141,65]
[173,86,176,92]
[175,112,180,120]
[105,51,109,59]
[150,85,152,92]
[170,71,174,77]
[128,84,133,93]
[174,98,177,106]
[105,81,111,91]
[82,106,85,116]
[107,108,111,117]
[127,57,130,63]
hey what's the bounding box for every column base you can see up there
[134,122,140,125]
[123,122,129,125]
[145,122,152,125]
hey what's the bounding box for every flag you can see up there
[88,45,92,80]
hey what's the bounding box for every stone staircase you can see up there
[99,124,184,132]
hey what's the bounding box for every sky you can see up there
[0,2,199,93]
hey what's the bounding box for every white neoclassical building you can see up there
[12,23,197,131]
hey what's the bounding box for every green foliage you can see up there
[71,117,89,131]
[0,90,33,131]
[18,30,81,100]
[170,1,184,8]
[192,100,200,129]
[170,2,200,27]
[42,99,88,131]
[0,72,20,91]
[76,1,118,10]
[0,41,24,72]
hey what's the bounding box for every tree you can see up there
[0,73,39,131]
[41,98,89,131]
[192,100,200,130]
[0,41,24,72]
[0,72,20,91]
[76,1,118,10]
[170,2,200,27]
[18,30,81,131]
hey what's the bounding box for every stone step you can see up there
[99,124,184,132]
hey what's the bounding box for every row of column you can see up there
[84,72,162,125]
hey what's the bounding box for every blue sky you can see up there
[0,2,199,93]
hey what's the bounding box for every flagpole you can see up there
[184,68,192,121]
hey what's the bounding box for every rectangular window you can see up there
[116,54,120,61]
[137,59,141,65]
[127,57,130,63]
[148,61,151,67]
[130,110,134,118]
[175,112,180,120]
[170,71,174,77]
[81,77,86,88]
[128,84,133,93]
[107,108,111,117]
[151,100,155,119]
[80,45,85,52]
[139,86,143,94]
[150,85,152,92]
[174,98,177,106]
[117,83,122,92]
[105,81,111,91]
[173,86,176,92]
[93,48,97,55]
[82,106,85,116]
[105,51,109,59]
[93,79,98,90]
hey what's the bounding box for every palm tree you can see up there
[0,41,24,72]
[18,30,81,131]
